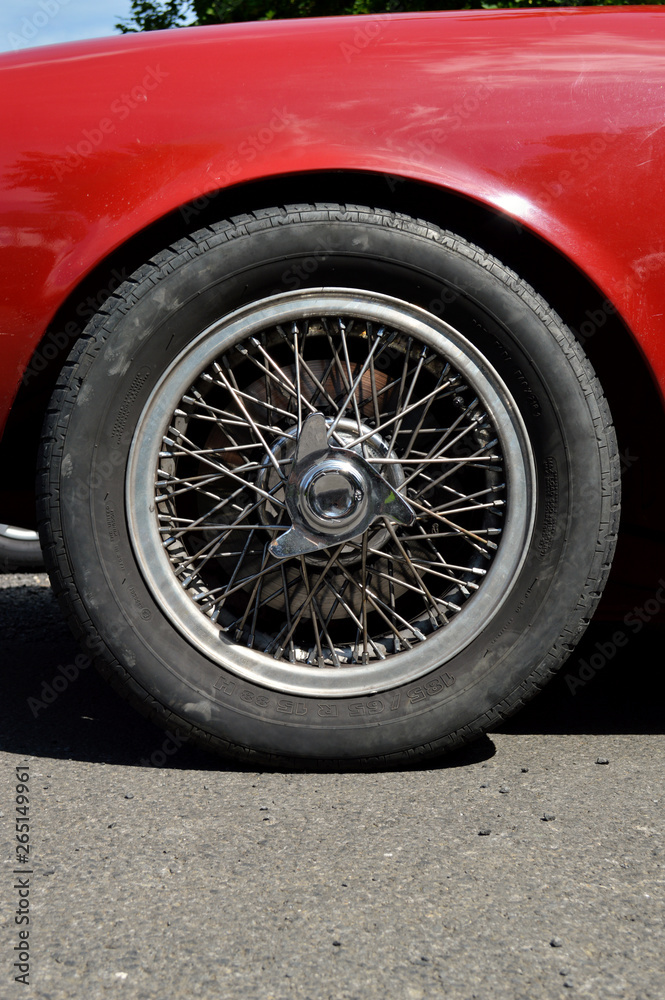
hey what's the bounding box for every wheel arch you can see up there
[2,168,663,591]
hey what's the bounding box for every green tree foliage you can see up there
[116,0,639,32]
[117,1,190,31]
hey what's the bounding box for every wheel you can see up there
[0,524,43,572]
[39,205,619,765]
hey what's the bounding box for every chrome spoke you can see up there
[272,544,346,658]
[335,560,423,644]
[162,430,286,510]
[400,364,452,460]
[386,341,424,455]
[211,361,285,480]
[327,319,382,447]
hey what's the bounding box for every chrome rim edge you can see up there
[126,289,536,698]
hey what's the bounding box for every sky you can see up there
[0,0,137,54]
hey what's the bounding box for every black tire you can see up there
[38,205,620,765]
[0,524,43,573]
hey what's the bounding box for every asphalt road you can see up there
[1,571,663,1000]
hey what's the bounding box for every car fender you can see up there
[2,9,665,431]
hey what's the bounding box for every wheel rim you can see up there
[0,524,39,542]
[127,289,535,697]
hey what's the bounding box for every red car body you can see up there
[2,7,665,418]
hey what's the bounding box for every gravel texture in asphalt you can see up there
[1,572,663,999]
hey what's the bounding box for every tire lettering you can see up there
[214,677,236,696]
[317,704,338,717]
[406,672,455,704]
[538,457,559,557]
[111,367,151,445]
[512,367,542,417]
[240,689,269,708]
[347,700,384,717]
[488,579,539,646]
[276,699,307,715]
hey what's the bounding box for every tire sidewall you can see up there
[55,214,608,759]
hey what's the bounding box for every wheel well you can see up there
[3,169,663,608]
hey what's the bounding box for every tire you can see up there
[38,205,620,765]
[0,524,43,573]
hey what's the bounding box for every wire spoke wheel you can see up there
[127,290,535,698]
[42,206,619,763]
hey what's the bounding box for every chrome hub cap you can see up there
[272,411,414,558]
[307,465,362,521]
[302,460,366,526]
[256,416,408,563]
